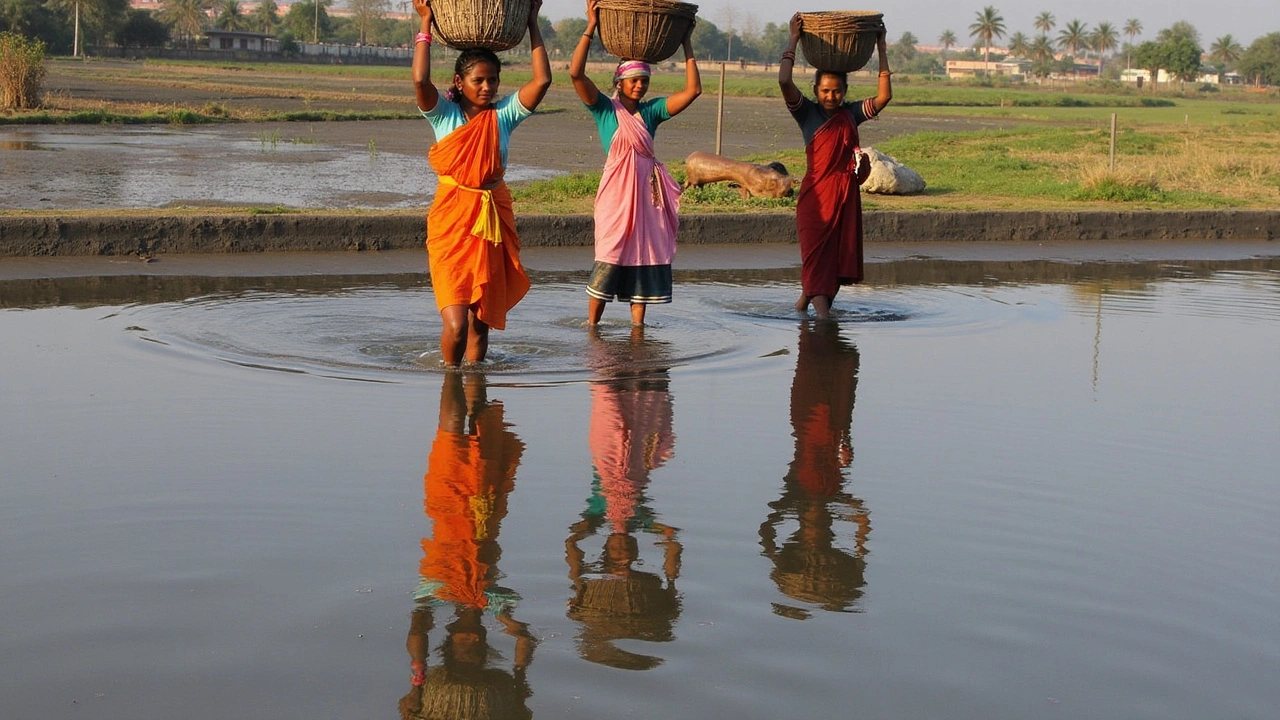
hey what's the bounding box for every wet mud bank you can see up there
[0,210,1276,256]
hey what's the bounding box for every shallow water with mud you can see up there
[0,124,555,210]
[2,247,1278,719]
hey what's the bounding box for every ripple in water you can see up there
[126,284,772,381]
[122,280,1032,381]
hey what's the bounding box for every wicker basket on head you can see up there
[597,0,699,63]
[798,10,884,73]
[431,0,532,51]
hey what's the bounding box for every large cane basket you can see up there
[798,10,884,73]
[597,0,699,63]
[431,0,532,51]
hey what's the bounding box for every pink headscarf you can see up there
[613,60,652,85]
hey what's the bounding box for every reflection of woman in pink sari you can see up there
[566,371,682,670]
[570,0,701,326]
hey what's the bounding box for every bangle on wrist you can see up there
[415,31,432,45]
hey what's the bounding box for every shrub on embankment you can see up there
[0,32,45,110]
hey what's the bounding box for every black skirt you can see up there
[586,261,673,304]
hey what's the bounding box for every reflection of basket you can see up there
[598,0,699,63]
[798,10,884,73]
[431,0,531,51]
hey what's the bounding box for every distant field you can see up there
[9,57,1280,211]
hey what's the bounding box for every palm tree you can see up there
[939,29,957,57]
[1034,11,1055,38]
[215,0,244,31]
[895,31,918,60]
[1030,35,1054,63]
[250,0,278,34]
[1209,34,1243,74]
[1092,21,1118,74]
[1123,18,1142,68]
[968,5,1006,76]
[1007,31,1030,58]
[1056,18,1089,76]
[161,0,210,47]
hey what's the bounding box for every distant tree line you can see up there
[1,0,1278,85]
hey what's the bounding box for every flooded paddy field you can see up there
[0,123,554,211]
[2,243,1278,720]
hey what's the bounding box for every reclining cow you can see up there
[682,151,795,199]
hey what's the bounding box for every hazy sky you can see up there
[539,0,1276,48]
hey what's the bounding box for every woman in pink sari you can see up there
[779,14,892,319]
[570,0,701,326]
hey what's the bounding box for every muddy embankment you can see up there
[0,210,1276,256]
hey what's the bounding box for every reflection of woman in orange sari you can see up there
[565,371,682,670]
[760,322,871,618]
[400,373,534,720]
[412,0,551,366]
[779,14,892,319]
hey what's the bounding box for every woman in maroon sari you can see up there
[779,14,893,318]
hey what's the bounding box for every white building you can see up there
[205,30,279,52]
[945,58,1029,80]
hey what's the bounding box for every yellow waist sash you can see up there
[437,175,503,246]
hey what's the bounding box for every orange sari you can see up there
[426,108,530,330]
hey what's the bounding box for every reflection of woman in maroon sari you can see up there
[760,322,871,618]
[779,13,893,318]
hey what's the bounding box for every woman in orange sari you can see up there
[412,0,551,366]
[779,14,892,319]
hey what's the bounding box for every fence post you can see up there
[715,62,725,156]
[1109,112,1116,172]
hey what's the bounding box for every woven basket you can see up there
[798,10,884,73]
[431,0,532,51]
[597,0,699,63]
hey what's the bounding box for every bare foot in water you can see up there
[811,294,833,319]
[795,294,809,313]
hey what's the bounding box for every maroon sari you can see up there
[796,108,863,298]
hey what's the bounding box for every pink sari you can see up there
[593,99,681,266]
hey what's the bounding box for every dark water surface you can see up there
[2,247,1278,719]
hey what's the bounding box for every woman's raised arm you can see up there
[569,0,602,105]
[518,0,553,111]
[871,30,893,113]
[664,24,702,116]
[411,0,438,112]
[778,13,803,107]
